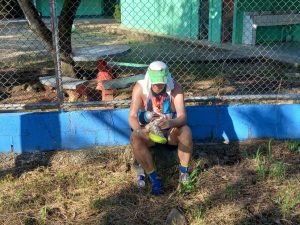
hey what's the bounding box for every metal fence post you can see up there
[50,0,64,110]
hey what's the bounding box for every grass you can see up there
[276,181,300,218]
[178,167,201,194]
[0,140,300,225]
[224,184,237,200]
[188,206,205,225]
[40,206,48,225]
[255,147,267,179]
[267,138,273,161]
[287,140,300,152]
[255,140,289,182]
[269,161,287,181]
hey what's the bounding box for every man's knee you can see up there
[177,125,192,139]
[168,125,192,145]
[176,125,193,153]
[130,133,153,149]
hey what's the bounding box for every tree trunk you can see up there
[17,0,53,52]
[58,0,81,78]
[17,0,81,78]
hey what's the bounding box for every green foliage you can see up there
[256,163,267,180]
[90,198,103,210]
[275,182,300,218]
[190,205,205,225]
[255,141,289,182]
[55,170,66,182]
[15,189,24,202]
[178,168,201,194]
[267,139,273,161]
[287,140,300,152]
[113,4,121,23]
[225,184,237,200]
[255,147,262,162]
[269,161,287,181]
[255,148,267,179]
[40,206,49,224]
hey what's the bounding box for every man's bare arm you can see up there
[170,82,187,128]
[128,83,143,130]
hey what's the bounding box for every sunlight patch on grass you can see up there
[255,147,267,180]
[269,161,287,181]
[188,205,206,225]
[275,179,300,218]
[205,203,248,225]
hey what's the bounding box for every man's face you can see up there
[151,84,166,94]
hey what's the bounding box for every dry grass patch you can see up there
[0,141,300,224]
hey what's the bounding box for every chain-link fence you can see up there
[0,0,299,111]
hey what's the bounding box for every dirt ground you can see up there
[0,140,299,225]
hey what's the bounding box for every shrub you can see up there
[113,4,121,23]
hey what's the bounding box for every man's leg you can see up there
[130,131,161,195]
[130,130,155,172]
[168,125,193,182]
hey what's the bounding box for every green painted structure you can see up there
[121,0,300,45]
[208,0,222,43]
[34,0,104,17]
[233,0,300,44]
[121,0,200,39]
[32,0,300,44]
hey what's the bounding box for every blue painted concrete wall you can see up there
[0,104,299,153]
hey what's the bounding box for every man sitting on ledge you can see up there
[128,61,193,195]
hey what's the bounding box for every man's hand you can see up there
[145,121,167,144]
[135,128,150,141]
[156,117,173,130]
